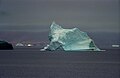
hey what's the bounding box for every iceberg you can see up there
[41,22,100,51]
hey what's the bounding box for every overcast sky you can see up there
[0,0,119,32]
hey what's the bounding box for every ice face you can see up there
[41,22,100,51]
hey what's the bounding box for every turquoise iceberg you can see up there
[41,22,100,51]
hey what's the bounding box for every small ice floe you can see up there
[16,43,24,46]
[27,44,33,47]
[40,45,50,51]
[112,45,120,48]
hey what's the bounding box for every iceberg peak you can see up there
[50,21,63,31]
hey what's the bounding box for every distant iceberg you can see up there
[41,22,100,51]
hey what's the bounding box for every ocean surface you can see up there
[0,48,120,78]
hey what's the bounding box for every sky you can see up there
[0,0,119,32]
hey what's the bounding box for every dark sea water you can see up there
[0,48,120,78]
